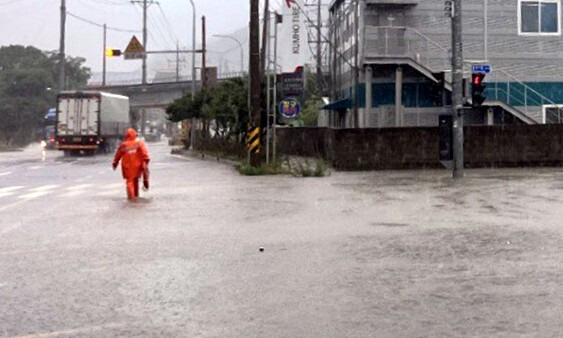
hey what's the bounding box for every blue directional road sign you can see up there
[471,64,491,74]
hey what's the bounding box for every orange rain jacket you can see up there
[113,128,150,180]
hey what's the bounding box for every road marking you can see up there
[0,171,12,177]
[12,323,126,338]
[96,190,121,197]
[66,184,93,191]
[29,166,42,170]
[0,191,15,199]
[18,191,49,200]
[62,190,86,197]
[0,186,24,193]
[100,183,122,190]
[28,184,59,192]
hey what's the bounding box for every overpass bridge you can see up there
[87,72,245,111]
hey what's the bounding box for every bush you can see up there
[236,162,282,176]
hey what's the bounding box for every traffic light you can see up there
[444,0,454,17]
[105,48,122,57]
[471,73,486,107]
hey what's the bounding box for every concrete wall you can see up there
[277,125,563,170]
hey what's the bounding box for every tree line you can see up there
[0,45,90,148]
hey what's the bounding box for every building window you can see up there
[519,0,560,35]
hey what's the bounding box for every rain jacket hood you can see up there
[125,128,138,141]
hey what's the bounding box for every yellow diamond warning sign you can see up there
[124,36,145,60]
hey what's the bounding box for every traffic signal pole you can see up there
[103,24,107,87]
[451,0,464,178]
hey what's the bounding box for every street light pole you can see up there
[103,24,107,87]
[188,0,196,150]
[58,0,66,92]
[212,34,244,74]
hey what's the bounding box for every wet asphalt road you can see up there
[1,141,563,337]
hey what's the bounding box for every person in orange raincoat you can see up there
[112,128,150,200]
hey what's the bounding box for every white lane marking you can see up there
[18,191,49,200]
[96,190,121,197]
[0,186,25,199]
[29,184,59,192]
[0,191,15,199]
[12,322,126,338]
[100,183,122,190]
[0,171,12,177]
[62,190,86,197]
[0,186,24,193]
[66,184,93,191]
[29,166,42,170]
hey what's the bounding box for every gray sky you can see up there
[0,0,283,77]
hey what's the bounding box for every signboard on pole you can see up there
[124,36,145,60]
[280,71,304,97]
[471,64,491,74]
[278,97,301,119]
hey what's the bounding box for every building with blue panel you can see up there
[325,0,563,128]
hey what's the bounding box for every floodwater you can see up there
[1,143,563,336]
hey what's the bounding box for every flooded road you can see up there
[1,143,563,337]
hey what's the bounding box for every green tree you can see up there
[0,45,91,147]
[166,77,249,141]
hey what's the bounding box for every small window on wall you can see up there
[519,0,561,35]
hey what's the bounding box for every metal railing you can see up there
[364,25,563,124]
[364,26,450,72]
[485,69,563,123]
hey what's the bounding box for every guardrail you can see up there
[88,71,247,88]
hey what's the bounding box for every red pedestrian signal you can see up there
[471,73,486,107]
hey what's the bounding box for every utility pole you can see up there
[132,0,154,84]
[451,0,464,178]
[103,24,107,87]
[142,0,148,84]
[273,12,281,163]
[58,0,66,92]
[260,0,270,78]
[249,0,261,166]
[201,15,207,89]
[176,41,180,82]
[316,0,323,93]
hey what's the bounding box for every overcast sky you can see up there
[0,0,285,78]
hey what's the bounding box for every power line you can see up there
[156,3,179,43]
[67,11,141,33]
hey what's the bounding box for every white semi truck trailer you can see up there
[55,91,130,156]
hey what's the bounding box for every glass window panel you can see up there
[522,2,539,33]
[541,3,558,32]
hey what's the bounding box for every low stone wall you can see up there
[276,125,563,170]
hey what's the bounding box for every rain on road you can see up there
[1,141,563,337]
